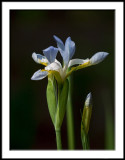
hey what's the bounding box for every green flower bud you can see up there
[81,93,92,149]
[82,93,92,134]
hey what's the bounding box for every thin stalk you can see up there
[55,83,63,150]
[66,74,75,149]
[102,89,114,149]
[55,130,62,150]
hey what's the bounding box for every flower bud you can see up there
[81,92,92,135]
[81,93,92,149]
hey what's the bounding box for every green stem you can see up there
[66,75,75,149]
[55,130,62,150]
[102,89,114,149]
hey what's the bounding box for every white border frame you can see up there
[2,2,123,159]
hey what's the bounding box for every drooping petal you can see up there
[31,69,48,80]
[90,52,109,65]
[68,58,89,68]
[43,46,58,63]
[66,52,109,79]
[32,52,48,66]
[53,35,65,51]
[65,60,90,79]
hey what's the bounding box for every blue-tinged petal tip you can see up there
[43,46,58,63]
[31,69,48,80]
[85,92,92,107]
[90,52,109,65]
[53,35,65,51]
[32,52,37,62]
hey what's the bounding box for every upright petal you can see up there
[31,69,48,80]
[54,36,76,65]
[43,46,58,63]
[90,52,109,65]
[65,37,75,60]
[61,37,75,65]
[32,52,48,65]
[53,35,65,51]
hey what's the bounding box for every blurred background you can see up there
[10,10,114,150]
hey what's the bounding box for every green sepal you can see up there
[55,79,69,130]
[46,76,57,126]
[82,105,92,134]
[81,121,90,149]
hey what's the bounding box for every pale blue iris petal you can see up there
[37,54,44,60]
[53,35,76,65]
[31,69,48,80]
[90,52,109,65]
[64,37,76,65]
[43,46,58,63]
[32,52,48,64]
[69,41,75,60]
[53,35,65,51]
[65,37,75,59]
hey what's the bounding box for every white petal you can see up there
[90,52,109,65]
[45,62,62,72]
[32,52,48,64]
[45,61,64,79]
[31,69,48,80]
[55,59,62,67]
[68,58,89,68]
[85,92,92,107]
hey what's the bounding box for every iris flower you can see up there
[31,35,109,83]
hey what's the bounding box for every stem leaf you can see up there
[46,77,57,126]
[55,79,69,130]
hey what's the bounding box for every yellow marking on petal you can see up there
[48,70,63,84]
[41,62,48,66]
[43,69,63,84]
[75,61,91,70]
[65,61,91,79]
[41,69,46,72]
[38,59,48,66]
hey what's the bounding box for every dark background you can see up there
[10,10,114,150]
